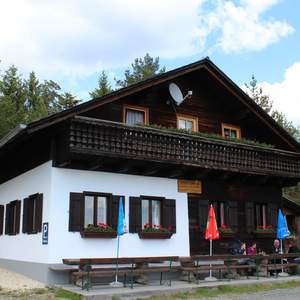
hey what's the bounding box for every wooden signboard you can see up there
[178,179,202,194]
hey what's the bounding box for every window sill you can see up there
[80,231,117,238]
[138,232,173,239]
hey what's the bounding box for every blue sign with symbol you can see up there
[42,222,48,245]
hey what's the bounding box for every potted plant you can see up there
[138,224,173,239]
[254,225,275,238]
[218,224,235,238]
[80,223,117,238]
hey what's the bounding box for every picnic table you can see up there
[63,256,179,290]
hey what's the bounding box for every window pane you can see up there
[224,128,231,138]
[142,200,149,227]
[84,196,94,227]
[185,120,193,131]
[97,196,107,224]
[262,204,267,228]
[230,130,237,138]
[220,203,225,227]
[178,119,186,129]
[126,109,145,125]
[152,200,161,226]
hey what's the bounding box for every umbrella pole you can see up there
[205,239,217,281]
[278,239,289,277]
[209,239,212,278]
[110,235,123,287]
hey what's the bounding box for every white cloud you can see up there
[199,0,294,53]
[0,0,294,82]
[0,0,203,78]
[259,62,300,127]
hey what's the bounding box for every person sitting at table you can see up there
[286,239,300,275]
[246,242,257,255]
[270,239,281,276]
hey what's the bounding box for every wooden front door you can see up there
[188,194,208,255]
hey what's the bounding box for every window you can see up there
[255,203,267,228]
[22,194,43,234]
[69,192,124,232]
[212,202,227,227]
[5,200,21,235]
[123,105,149,125]
[141,198,161,227]
[129,196,176,233]
[177,115,198,132]
[84,193,109,227]
[222,123,241,139]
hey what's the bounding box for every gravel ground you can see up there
[199,286,300,300]
[0,267,45,291]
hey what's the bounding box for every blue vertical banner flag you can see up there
[117,197,127,236]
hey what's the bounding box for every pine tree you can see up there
[25,72,48,122]
[115,53,166,88]
[90,71,113,98]
[58,92,81,110]
[245,75,300,141]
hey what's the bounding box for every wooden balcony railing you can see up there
[69,116,300,179]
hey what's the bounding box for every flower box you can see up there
[218,226,235,238]
[80,231,117,238]
[139,224,173,239]
[254,225,275,238]
[80,223,117,238]
[138,232,172,239]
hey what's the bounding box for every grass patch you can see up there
[55,288,82,300]
[135,280,300,299]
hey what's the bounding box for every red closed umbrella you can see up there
[205,205,220,240]
[204,204,219,281]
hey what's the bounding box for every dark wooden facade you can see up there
[1,58,300,254]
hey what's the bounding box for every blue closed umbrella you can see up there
[276,209,290,276]
[111,197,127,287]
[277,209,290,240]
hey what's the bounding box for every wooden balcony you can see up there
[65,116,300,180]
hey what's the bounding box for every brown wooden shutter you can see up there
[162,199,176,233]
[109,195,125,229]
[129,197,141,233]
[198,199,209,231]
[228,201,238,231]
[245,201,255,233]
[15,200,21,234]
[0,205,4,235]
[5,203,11,234]
[22,198,29,233]
[268,202,278,228]
[69,193,84,232]
[35,194,43,232]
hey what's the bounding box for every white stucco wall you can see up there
[49,167,190,264]
[0,163,190,264]
[0,161,52,263]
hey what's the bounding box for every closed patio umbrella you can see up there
[204,204,220,281]
[276,209,290,277]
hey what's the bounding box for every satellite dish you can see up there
[169,83,184,105]
[169,83,193,106]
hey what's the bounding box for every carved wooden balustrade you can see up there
[69,116,300,178]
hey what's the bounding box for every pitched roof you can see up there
[1,57,300,151]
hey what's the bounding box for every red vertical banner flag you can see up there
[205,204,220,240]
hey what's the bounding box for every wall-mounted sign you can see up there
[178,179,202,194]
[42,222,49,245]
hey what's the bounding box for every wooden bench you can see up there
[63,256,179,290]
[179,253,300,281]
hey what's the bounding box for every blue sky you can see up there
[0,0,299,125]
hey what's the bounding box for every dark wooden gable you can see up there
[82,68,297,152]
